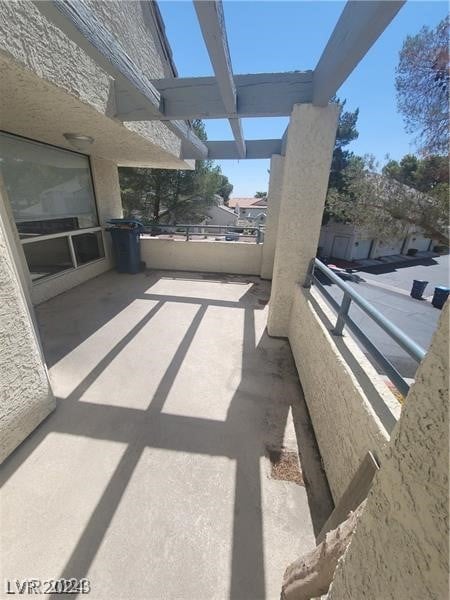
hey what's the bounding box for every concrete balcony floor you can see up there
[0,270,332,600]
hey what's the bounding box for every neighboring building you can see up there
[204,196,238,226]
[228,196,268,225]
[319,221,436,262]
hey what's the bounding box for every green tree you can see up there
[382,154,419,188]
[328,155,449,245]
[118,120,233,223]
[396,17,449,155]
[328,99,359,193]
[323,99,359,223]
[382,154,448,195]
[217,174,233,203]
[254,191,267,198]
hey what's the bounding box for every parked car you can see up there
[327,263,363,283]
[225,232,240,241]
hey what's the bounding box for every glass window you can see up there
[0,132,98,239]
[22,237,73,281]
[72,231,105,265]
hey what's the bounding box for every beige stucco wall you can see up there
[288,285,400,501]
[91,157,125,225]
[141,238,263,276]
[0,208,55,463]
[327,301,449,599]
[31,253,111,306]
[260,155,284,280]
[87,1,173,79]
[268,104,339,337]
[0,1,193,168]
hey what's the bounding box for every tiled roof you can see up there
[228,197,267,208]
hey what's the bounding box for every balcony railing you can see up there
[305,258,426,396]
[141,223,264,243]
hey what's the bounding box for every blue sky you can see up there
[159,1,448,196]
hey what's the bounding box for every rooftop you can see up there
[228,197,268,209]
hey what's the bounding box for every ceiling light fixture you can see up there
[63,133,95,152]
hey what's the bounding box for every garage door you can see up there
[352,239,373,260]
[376,239,404,257]
[331,236,350,259]
[409,236,432,252]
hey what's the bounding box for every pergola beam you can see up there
[33,0,208,160]
[33,0,406,162]
[193,0,246,158]
[313,0,405,106]
[183,139,282,160]
[115,72,313,121]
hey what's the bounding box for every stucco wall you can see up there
[261,155,284,280]
[31,254,111,306]
[0,1,189,167]
[268,104,339,337]
[91,157,124,225]
[327,301,449,600]
[90,156,123,268]
[0,211,54,463]
[288,284,400,501]
[141,238,262,276]
[87,1,171,79]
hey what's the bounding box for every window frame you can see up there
[1,131,105,283]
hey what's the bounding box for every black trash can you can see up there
[107,219,143,274]
[410,280,428,299]
[431,286,450,309]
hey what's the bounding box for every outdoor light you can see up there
[63,133,94,151]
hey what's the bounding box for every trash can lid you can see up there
[107,218,143,229]
[434,286,450,292]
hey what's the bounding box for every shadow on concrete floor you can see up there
[1,270,332,600]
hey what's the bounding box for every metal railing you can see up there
[305,258,426,396]
[141,223,264,243]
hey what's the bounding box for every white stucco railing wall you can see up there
[140,238,263,276]
[327,301,449,600]
[288,284,400,501]
[0,201,55,463]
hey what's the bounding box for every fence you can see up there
[141,223,264,243]
[305,258,426,396]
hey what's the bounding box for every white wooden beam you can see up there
[33,0,208,159]
[313,0,405,106]
[183,139,282,160]
[193,0,246,158]
[115,72,313,120]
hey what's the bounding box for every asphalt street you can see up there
[323,254,449,379]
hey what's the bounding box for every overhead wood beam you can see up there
[115,72,313,121]
[183,139,282,160]
[313,0,405,106]
[33,0,208,160]
[193,0,246,158]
